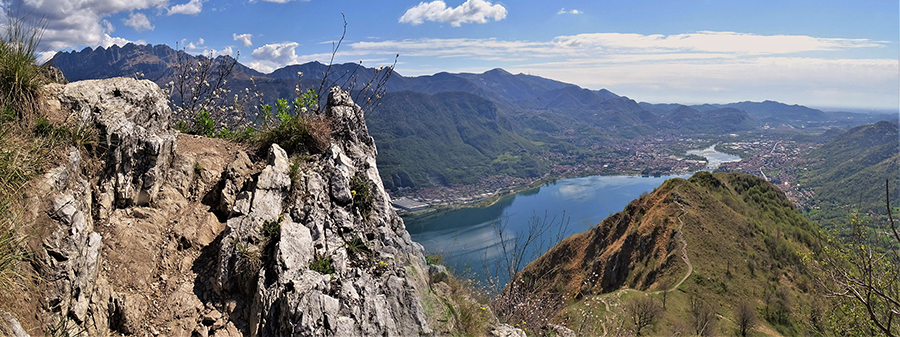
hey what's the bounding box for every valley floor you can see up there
[391,134,822,215]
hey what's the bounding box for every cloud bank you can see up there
[399,0,507,26]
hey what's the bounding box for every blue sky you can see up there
[5,0,899,109]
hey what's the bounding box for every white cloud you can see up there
[399,0,507,27]
[512,56,898,108]
[233,33,253,47]
[248,42,302,72]
[100,19,115,34]
[342,31,896,108]
[552,31,884,55]
[557,8,581,15]
[348,32,886,61]
[37,51,58,64]
[350,38,553,59]
[249,0,309,3]
[181,37,205,49]
[215,46,235,57]
[123,12,153,32]
[9,0,168,50]
[99,35,135,48]
[168,0,203,15]
[200,46,235,57]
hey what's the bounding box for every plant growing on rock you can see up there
[350,173,375,218]
[310,253,335,275]
[252,88,333,156]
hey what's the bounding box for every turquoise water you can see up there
[405,174,688,286]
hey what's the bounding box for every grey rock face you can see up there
[32,78,178,335]
[54,77,176,211]
[28,80,437,336]
[1,310,29,337]
[214,88,432,336]
[491,324,527,337]
[34,147,111,335]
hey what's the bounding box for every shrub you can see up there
[310,253,335,275]
[253,90,332,156]
[195,110,215,138]
[261,217,281,241]
[350,173,374,217]
[345,237,371,258]
[425,254,443,266]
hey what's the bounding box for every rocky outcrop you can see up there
[23,79,434,336]
[27,77,177,335]
[213,87,432,336]
[47,77,176,211]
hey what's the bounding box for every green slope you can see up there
[801,121,900,225]
[368,91,545,189]
[494,172,828,336]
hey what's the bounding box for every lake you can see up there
[404,174,687,286]
[404,146,739,287]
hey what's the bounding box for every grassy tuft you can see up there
[350,173,374,218]
[310,253,335,275]
[0,7,47,123]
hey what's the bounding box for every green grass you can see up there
[350,173,375,218]
[0,8,46,121]
[310,253,335,275]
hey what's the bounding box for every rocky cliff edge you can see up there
[16,77,434,336]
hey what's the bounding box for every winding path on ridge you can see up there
[593,191,695,337]
[671,199,693,291]
[652,196,694,294]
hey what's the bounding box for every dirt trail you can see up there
[650,198,693,294]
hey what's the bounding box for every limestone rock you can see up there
[491,324,527,337]
[25,82,441,336]
[56,77,176,210]
[0,310,29,337]
[218,151,254,214]
[546,324,576,337]
[212,89,432,336]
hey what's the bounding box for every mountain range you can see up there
[47,43,890,190]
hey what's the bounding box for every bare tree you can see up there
[314,13,397,114]
[816,179,900,336]
[689,294,718,336]
[735,300,758,337]
[657,279,671,309]
[624,297,663,336]
[483,211,570,293]
[168,45,239,118]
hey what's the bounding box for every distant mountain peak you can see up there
[484,68,511,76]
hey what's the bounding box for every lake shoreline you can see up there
[398,145,742,221]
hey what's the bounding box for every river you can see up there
[686,144,741,170]
[404,147,739,287]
